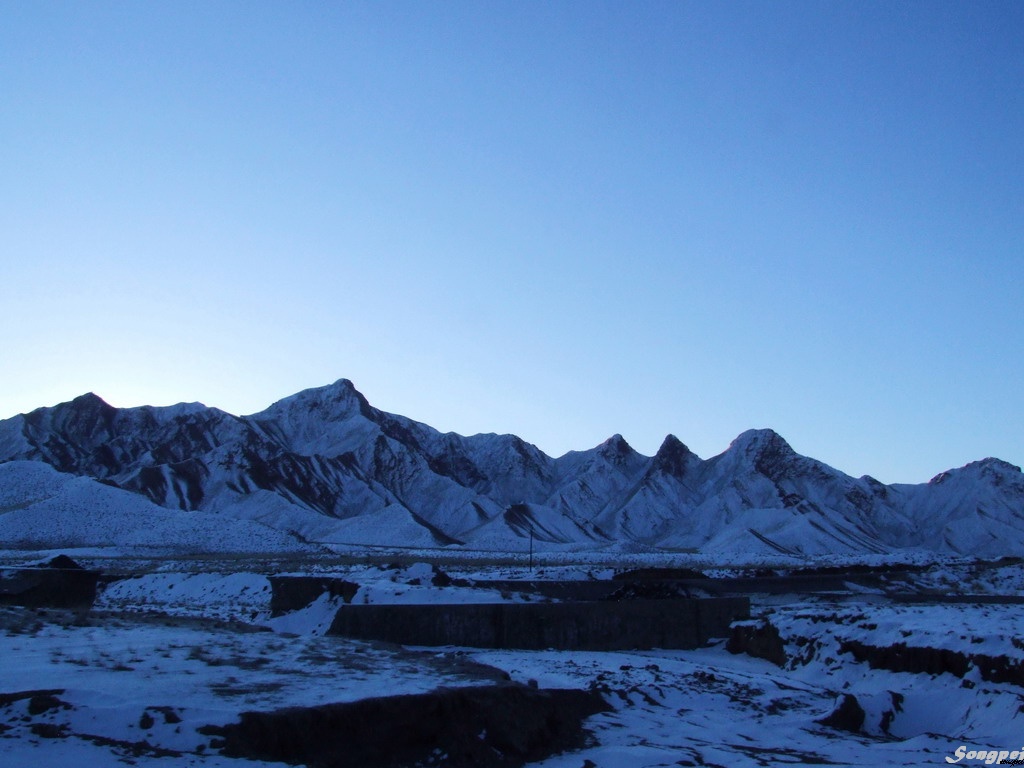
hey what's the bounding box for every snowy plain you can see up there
[1,554,1023,767]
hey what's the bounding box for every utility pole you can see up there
[529,527,534,571]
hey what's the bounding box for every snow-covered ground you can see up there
[2,556,1024,767]
[95,562,537,621]
[475,601,1024,767]
[0,606,504,767]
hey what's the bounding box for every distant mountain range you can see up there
[1,379,1022,556]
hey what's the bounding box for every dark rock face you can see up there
[733,429,794,481]
[205,684,610,768]
[0,557,100,609]
[726,620,787,667]
[0,689,68,712]
[651,434,693,477]
[879,692,904,734]
[22,394,118,475]
[599,434,637,465]
[973,653,1024,686]
[268,577,359,616]
[840,640,971,678]
[816,693,866,733]
[839,640,1024,687]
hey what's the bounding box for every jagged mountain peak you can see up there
[603,432,629,447]
[967,457,1022,475]
[51,395,214,424]
[254,378,373,422]
[708,428,806,485]
[461,431,548,459]
[929,457,1024,487]
[598,433,636,460]
[69,392,113,409]
[23,391,117,435]
[656,433,690,454]
[652,434,695,477]
[729,428,793,455]
[44,392,118,421]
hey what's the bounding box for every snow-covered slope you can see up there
[0,461,312,554]
[1,379,1022,556]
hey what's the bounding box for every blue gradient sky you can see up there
[2,1,1021,483]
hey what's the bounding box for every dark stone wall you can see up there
[0,567,100,609]
[838,639,1024,686]
[726,620,787,666]
[891,594,1024,605]
[328,597,749,650]
[268,576,359,616]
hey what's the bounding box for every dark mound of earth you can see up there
[204,683,609,768]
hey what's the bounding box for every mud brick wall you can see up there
[328,597,749,650]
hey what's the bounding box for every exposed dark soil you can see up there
[726,620,787,667]
[816,693,865,733]
[203,683,610,768]
[840,639,1024,686]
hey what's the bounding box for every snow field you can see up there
[4,558,1024,766]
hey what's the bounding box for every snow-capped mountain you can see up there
[1,379,1022,556]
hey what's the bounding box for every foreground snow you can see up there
[0,597,508,767]
[472,599,1024,766]
[2,558,1023,766]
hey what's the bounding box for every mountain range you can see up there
[1,379,1022,557]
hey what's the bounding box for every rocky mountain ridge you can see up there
[1,379,1022,556]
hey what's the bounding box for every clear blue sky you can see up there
[2,1,1021,483]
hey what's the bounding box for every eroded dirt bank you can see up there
[204,683,610,768]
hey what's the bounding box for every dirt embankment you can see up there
[728,619,1024,687]
[203,683,610,768]
[839,640,1024,686]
